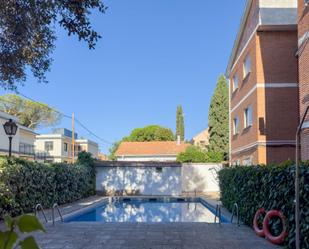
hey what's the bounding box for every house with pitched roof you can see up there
[115,141,190,162]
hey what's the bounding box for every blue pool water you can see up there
[65,199,229,223]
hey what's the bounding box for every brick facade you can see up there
[298,0,309,160]
[228,0,299,165]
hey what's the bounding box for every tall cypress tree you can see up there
[176,105,185,141]
[208,75,229,160]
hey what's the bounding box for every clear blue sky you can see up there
[0,0,245,153]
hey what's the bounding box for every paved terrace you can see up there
[32,196,280,249]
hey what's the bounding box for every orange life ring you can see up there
[253,208,266,237]
[263,210,288,245]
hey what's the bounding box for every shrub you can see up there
[0,155,95,219]
[177,146,208,163]
[218,162,309,248]
[177,146,224,163]
[206,150,223,163]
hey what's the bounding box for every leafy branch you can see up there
[0,214,45,249]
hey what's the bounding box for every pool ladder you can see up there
[34,203,63,226]
[52,203,63,226]
[34,204,48,223]
[231,202,241,226]
[214,203,222,225]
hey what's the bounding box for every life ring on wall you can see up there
[253,208,266,237]
[263,210,288,245]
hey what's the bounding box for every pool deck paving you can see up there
[35,222,280,249]
[32,195,280,249]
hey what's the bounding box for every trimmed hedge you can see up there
[0,153,95,218]
[218,162,309,249]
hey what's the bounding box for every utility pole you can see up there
[295,105,309,249]
[72,112,75,164]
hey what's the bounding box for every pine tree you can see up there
[208,75,229,160]
[176,105,185,141]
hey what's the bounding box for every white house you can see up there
[0,111,37,160]
[115,141,190,162]
[35,128,99,163]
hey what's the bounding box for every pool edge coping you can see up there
[54,196,234,225]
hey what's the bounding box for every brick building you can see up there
[298,0,309,160]
[227,0,299,165]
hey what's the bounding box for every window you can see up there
[243,55,251,78]
[19,143,34,155]
[233,117,239,135]
[64,142,68,152]
[244,106,253,128]
[242,157,252,166]
[232,160,241,166]
[232,75,239,92]
[45,141,53,152]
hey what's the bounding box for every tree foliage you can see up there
[0,214,44,249]
[124,125,175,142]
[177,146,208,163]
[108,141,121,161]
[0,94,61,129]
[0,0,107,90]
[177,145,223,163]
[208,75,229,161]
[206,150,224,163]
[176,105,185,141]
[108,125,175,160]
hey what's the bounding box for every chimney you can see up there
[177,135,181,145]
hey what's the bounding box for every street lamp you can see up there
[3,119,18,157]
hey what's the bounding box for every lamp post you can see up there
[3,119,18,157]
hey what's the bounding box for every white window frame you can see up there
[243,54,251,78]
[233,116,239,135]
[232,75,239,92]
[244,106,253,128]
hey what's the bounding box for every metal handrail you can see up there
[214,203,222,225]
[34,204,48,223]
[52,203,63,226]
[231,203,240,226]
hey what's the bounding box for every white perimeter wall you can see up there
[116,155,177,162]
[96,166,182,196]
[181,163,222,193]
[96,163,222,196]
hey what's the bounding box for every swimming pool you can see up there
[65,197,229,223]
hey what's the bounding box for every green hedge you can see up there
[0,153,95,218]
[218,162,309,248]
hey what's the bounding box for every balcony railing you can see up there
[19,143,35,156]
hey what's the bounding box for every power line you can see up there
[75,117,113,145]
[0,92,113,145]
[17,92,72,119]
